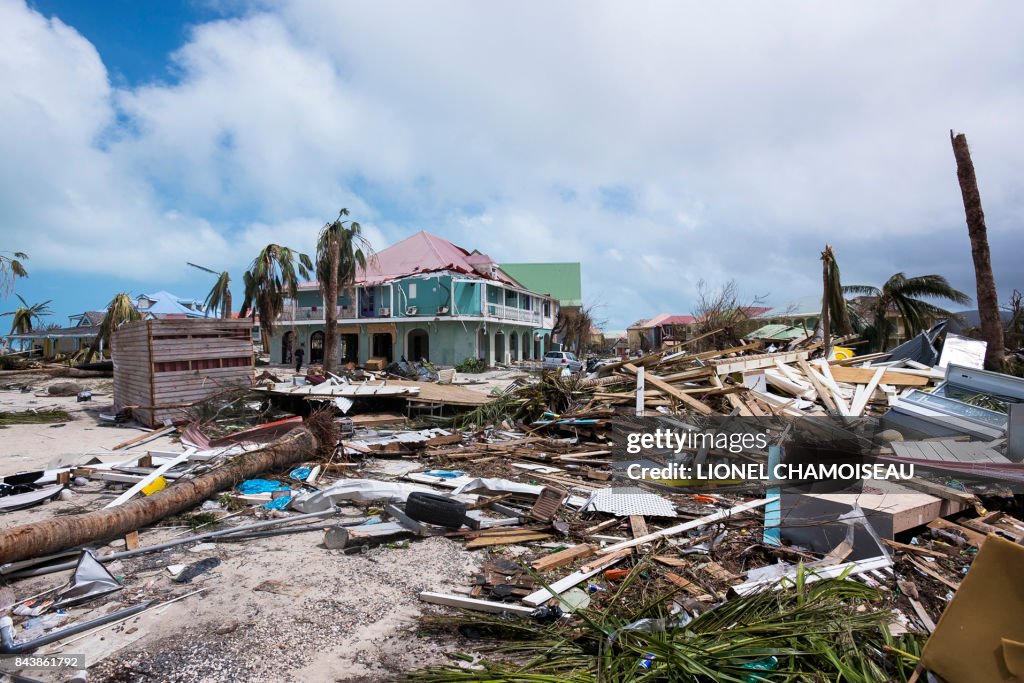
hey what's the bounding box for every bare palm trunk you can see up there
[820,249,831,356]
[224,288,232,320]
[951,131,1005,371]
[0,426,320,565]
[323,237,340,374]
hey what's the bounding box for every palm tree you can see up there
[0,251,28,299]
[84,293,142,361]
[239,245,313,352]
[951,131,1006,371]
[2,295,52,336]
[2,296,51,352]
[317,209,372,373]
[819,245,852,354]
[844,274,971,351]
[204,271,233,319]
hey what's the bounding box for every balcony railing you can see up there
[279,306,357,321]
[278,303,544,325]
[485,304,542,324]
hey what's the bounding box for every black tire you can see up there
[405,492,466,528]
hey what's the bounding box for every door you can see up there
[309,331,324,364]
[282,331,294,364]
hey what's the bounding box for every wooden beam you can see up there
[623,363,714,415]
[829,365,929,387]
[598,497,776,555]
[104,452,191,509]
[848,366,885,416]
[419,592,536,616]
[522,551,628,606]
[531,544,596,572]
[629,515,649,538]
[797,360,837,413]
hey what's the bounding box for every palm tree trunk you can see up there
[820,248,831,356]
[323,237,340,374]
[951,131,1005,371]
[224,287,232,320]
[0,427,319,565]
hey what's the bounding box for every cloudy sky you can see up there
[2,0,1022,330]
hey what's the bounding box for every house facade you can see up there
[269,231,560,368]
[4,291,213,357]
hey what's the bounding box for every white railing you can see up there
[279,306,358,321]
[485,303,542,324]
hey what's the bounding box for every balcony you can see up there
[485,303,542,325]
[278,306,358,321]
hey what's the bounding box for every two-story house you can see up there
[270,231,560,368]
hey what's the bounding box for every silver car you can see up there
[543,350,582,373]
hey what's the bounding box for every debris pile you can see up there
[0,331,1021,682]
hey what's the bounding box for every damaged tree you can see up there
[0,421,331,565]
[317,209,371,374]
[951,130,1005,372]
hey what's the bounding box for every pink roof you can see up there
[302,231,522,288]
[659,315,695,326]
[640,313,671,328]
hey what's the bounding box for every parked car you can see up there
[543,350,583,373]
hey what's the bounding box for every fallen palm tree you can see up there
[0,411,337,565]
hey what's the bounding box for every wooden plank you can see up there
[531,544,596,572]
[907,556,961,591]
[112,425,175,451]
[465,531,551,549]
[623,363,714,415]
[104,452,191,508]
[522,552,628,606]
[629,515,649,538]
[882,539,950,558]
[927,518,986,548]
[598,497,776,555]
[815,360,851,416]
[797,360,837,412]
[709,350,808,375]
[829,365,929,387]
[848,366,885,416]
[419,592,536,616]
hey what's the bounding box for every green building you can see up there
[270,232,560,368]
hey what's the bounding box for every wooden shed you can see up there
[112,319,254,427]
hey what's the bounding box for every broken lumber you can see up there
[522,551,627,606]
[623,362,715,415]
[598,497,777,555]
[531,544,595,572]
[419,591,536,616]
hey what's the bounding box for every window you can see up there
[543,301,551,316]
[408,283,417,299]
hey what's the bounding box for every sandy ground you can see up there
[0,370,504,681]
[0,373,181,478]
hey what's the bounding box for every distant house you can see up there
[134,291,211,319]
[626,313,697,352]
[4,291,213,357]
[271,231,560,367]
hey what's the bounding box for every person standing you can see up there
[294,343,305,374]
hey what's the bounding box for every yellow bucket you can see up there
[832,346,854,361]
[142,476,167,496]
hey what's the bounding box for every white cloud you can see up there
[1,0,1022,326]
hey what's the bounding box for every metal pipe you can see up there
[0,601,153,654]
[3,508,343,579]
